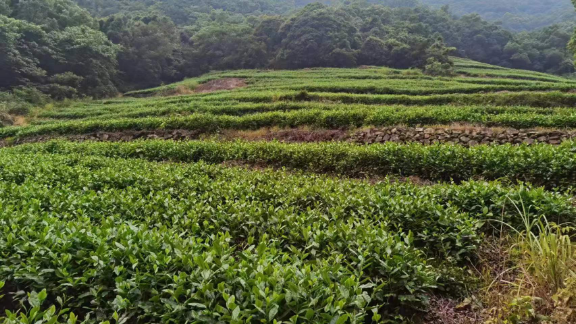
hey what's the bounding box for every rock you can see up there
[523,138,535,145]
[459,136,470,143]
[507,129,519,135]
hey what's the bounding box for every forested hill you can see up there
[73,0,576,32]
[2,0,576,103]
[420,0,576,31]
[74,0,420,20]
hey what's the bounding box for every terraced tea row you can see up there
[13,139,576,188]
[10,106,576,143]
[37,101,576,123]
[124,58,576,97]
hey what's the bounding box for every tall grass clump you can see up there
[482,198,576,323]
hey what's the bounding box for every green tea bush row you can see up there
[7,106,576,139]
[455,68,570,83]
[14,139,576,189]
[38,100,573,123]
[285,82,576,95]
[187,90,576,108]
[39,88,576,124]
[283,91,576,107]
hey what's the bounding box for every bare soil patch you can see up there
[221,128,349,143]
[13,116,27,126]
[194,78,247,93]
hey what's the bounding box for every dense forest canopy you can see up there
[1,0,576,104]
[72,0,576,32]
[420,0,576,31]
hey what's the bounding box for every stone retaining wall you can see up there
[350,127,575,146]
[2,127,574,147]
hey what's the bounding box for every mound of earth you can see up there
[194,78,247,93]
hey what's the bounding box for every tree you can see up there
[0,0,11,15]
[47,26,120,98]
[424,57,454,76]
[358,36,389,66]
[10,0,96,31]
[0,15,48,89]
[274,4,361,69]
[101,14,181,90]
[253,15,285,57]
[188,22,267,72]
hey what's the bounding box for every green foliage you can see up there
[514,208,575,293]
[10,0,96,31]
[421,0,576,32]
[190,21,267,71]
[0,148,573,321]
[273,4,361,69]
[1,289,76,324]
[11,139,576,190]
[100,14,182,90]
[21,65,576,136]
[424,58,454,76]
[0,0,9,15]
[3,0,575,97]
[0,1,120,99]
[0,15,50,89]
[47,26,120,98]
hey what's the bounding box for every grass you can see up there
[1,59,575,323]
[476,200,576,323]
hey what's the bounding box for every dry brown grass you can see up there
[13,116,27,126]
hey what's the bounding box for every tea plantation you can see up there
[0,58,575,323]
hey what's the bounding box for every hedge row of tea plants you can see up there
[13,139,576,189]
[36,100,576,124]
[0,150,574,322]
[10,107,576,139]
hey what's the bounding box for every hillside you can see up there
[0,61,575,322]
[421,0,576,31]
[73,0,576,32]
